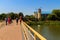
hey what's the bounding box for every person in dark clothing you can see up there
[5,18,8,25]
[16,18,18,25]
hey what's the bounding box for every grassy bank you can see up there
[26,21,60,27]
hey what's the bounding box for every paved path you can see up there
[0,21,23,40]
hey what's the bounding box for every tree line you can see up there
[0,12,24,20]
[25,9,60,21]
[0,9,60,21]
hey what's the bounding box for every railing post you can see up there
[34,34,36,40]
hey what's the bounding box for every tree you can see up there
[47,9,60,21]
[25,15,36,21]
[25,15,29,18]
[14,14,19,19]
[19,12,24,17]
[52,10,60,17]
[1,13,7,20]
[52,10,60,20]
[8,12,15,19]
[47,14,57,20]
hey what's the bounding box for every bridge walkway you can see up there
[0,21,23,40]
[0,20,47,40]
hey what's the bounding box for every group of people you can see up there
[5,17,12,25]
[16,16,23,25]
[5,16,22,25]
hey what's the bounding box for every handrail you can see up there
[23,21,47,40]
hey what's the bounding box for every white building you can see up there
[33,9,41,20]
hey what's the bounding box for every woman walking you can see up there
[20,16,22,24]
[8,17,11,24]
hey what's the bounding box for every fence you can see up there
[21,21,47,40]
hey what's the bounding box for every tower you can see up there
[38,9,41,20]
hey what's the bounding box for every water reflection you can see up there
[31,25,60,40]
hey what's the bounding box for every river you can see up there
[31,25,60,40]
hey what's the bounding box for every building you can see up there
[33,9,41,20]
[33,8,42,20]
[33,9,50,20]
[38,9,41,20]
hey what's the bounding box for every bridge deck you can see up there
[0,21,23,40]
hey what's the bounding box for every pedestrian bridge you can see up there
[0,21,46,40]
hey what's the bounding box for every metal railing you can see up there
[21,21,47,40]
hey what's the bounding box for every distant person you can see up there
[16,18,18,25]
[5,18,8,25]
[8,17,11,24]
[20,16,22,24]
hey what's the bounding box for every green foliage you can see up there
[14,14,19,19]
[52,10,60,17]
[27,21,60,27]
[47,14,57,20]
[52,10,60,20]
[19,12,24,17]
[25,15,36,21]
[47,9,60,20]
[0,13,7,20]
[8,12,15,19]
[0,12,24,20]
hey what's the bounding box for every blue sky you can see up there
[0,0,60,15]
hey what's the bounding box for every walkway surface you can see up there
[0,21,23,40]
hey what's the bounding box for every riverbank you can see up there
[26,21,60,40]
[26,21,60,27]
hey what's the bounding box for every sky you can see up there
[0,0,60,15]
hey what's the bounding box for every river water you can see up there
[31,25,60,40]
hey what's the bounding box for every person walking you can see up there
[20,16,22,24]
[5,18,8,25]
[16,18,18,25]
[8,17,11,24]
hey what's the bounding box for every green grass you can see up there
[26,21,60,27]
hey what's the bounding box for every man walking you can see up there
[16,18,18,25]
[5,18,8,25]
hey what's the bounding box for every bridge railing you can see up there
[21,21,47,40]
